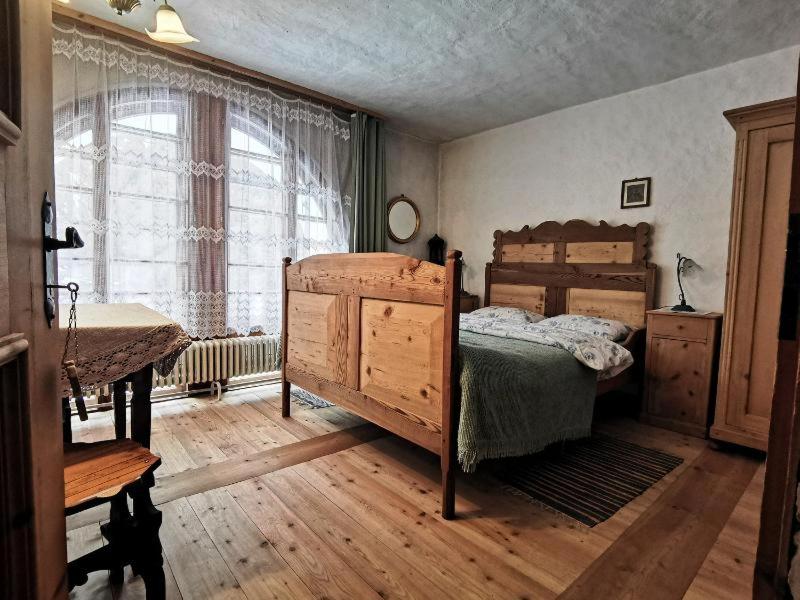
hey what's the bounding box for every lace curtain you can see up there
[52,23,352,339]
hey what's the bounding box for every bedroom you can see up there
[2,1,800,599]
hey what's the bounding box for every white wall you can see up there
[438,46,800,312]
[386,129,439,259]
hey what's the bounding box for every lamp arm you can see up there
[676,257,686,304]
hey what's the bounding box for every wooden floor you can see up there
[66,384,764,600]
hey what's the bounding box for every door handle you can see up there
[41,193,84,327]
[44,226,84,252]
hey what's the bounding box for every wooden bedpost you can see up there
[441,250,462,519]
[281,257,292,418]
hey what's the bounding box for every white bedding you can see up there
[459,312,633,379]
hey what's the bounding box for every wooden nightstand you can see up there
[641,309,722,438]
[459,292,480,314]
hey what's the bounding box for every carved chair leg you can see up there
[101,493,134,584]
[62,397,72,445]
[113,380,128,440]
[129,482,165,600]
[140,564,166,600]
[67,544,116,591]
[109,565,125,586]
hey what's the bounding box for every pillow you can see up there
[539,314,631,342]
[469,306,545,324]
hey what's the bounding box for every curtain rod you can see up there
[51,2,384,120]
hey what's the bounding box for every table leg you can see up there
[130,363,154,449]
[113,380,127,440]
[62,398,72,445]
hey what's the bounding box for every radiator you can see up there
[88,336,280,401]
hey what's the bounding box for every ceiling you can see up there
[64,0,800,141]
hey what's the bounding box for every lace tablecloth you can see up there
[58,303,192,397]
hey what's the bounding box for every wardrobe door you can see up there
[713,100,795,451]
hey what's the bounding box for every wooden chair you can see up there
[64,437,165,598]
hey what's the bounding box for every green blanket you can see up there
[457,330,596,472]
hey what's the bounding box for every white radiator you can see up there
[88,336,280,401]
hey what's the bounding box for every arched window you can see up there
[54,92,348,338]
[53,22,351,339]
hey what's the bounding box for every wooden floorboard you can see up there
[558,446,761,600]
[228,477,383,600]
[683,463,765,600]
[66,384,765,600]
[67,422,385,531]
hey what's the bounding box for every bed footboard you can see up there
[280,251,462,518]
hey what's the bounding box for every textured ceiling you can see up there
[64,0,800,141]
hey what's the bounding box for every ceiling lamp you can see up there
[145,1,198,44]
[106,0,142,15]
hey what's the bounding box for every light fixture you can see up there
[145,1,198,44]
[672,253,698,312]
[106,0,142,15]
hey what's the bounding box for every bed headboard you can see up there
[484,220,656,329]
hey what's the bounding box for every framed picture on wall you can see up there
[621,177,651,209]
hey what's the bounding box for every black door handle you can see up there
[44,226,84,251]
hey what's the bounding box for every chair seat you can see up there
[64,439,160,512]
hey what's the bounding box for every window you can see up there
[53,24,351,339]
[55,99,187,307]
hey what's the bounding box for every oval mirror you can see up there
[387,195,420,244]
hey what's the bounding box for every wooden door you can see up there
[0,1,68,598]
[713,100,796,450]
[754,59,800,597]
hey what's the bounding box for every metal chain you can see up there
[61,281,80,367]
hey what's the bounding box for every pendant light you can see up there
[106,0,142,15]
[146,1,198,44]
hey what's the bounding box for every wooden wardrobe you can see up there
[711,97,796,451]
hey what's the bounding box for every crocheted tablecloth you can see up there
[58,303,192,397]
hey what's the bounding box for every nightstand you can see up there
[641,309,722,438]
[459,292,480,314]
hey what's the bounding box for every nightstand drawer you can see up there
[648,313,708,340]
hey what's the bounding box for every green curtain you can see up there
[351,112,387,252]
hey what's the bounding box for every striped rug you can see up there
[492,434,683,527]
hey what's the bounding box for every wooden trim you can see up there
[440,250,462,519]
[286,365,441,453]
[0,333,27,367]
[285,253,446,305]
[0,0,20,132]
[489,265,650,292]
[280,257,291,418]
[754,84,800,596]
[492,220,651,265]
[0,112,21,147]
[724,96,796,128]
[51,2,383,120]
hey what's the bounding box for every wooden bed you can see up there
[485,219,656,395]
[281,220,655,519]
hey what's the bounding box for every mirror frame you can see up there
[387,195,421,244]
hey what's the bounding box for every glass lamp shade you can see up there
[146,3,198,44]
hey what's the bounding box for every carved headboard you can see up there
[484,220,656,329]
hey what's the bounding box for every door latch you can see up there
[42,193,84,327]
